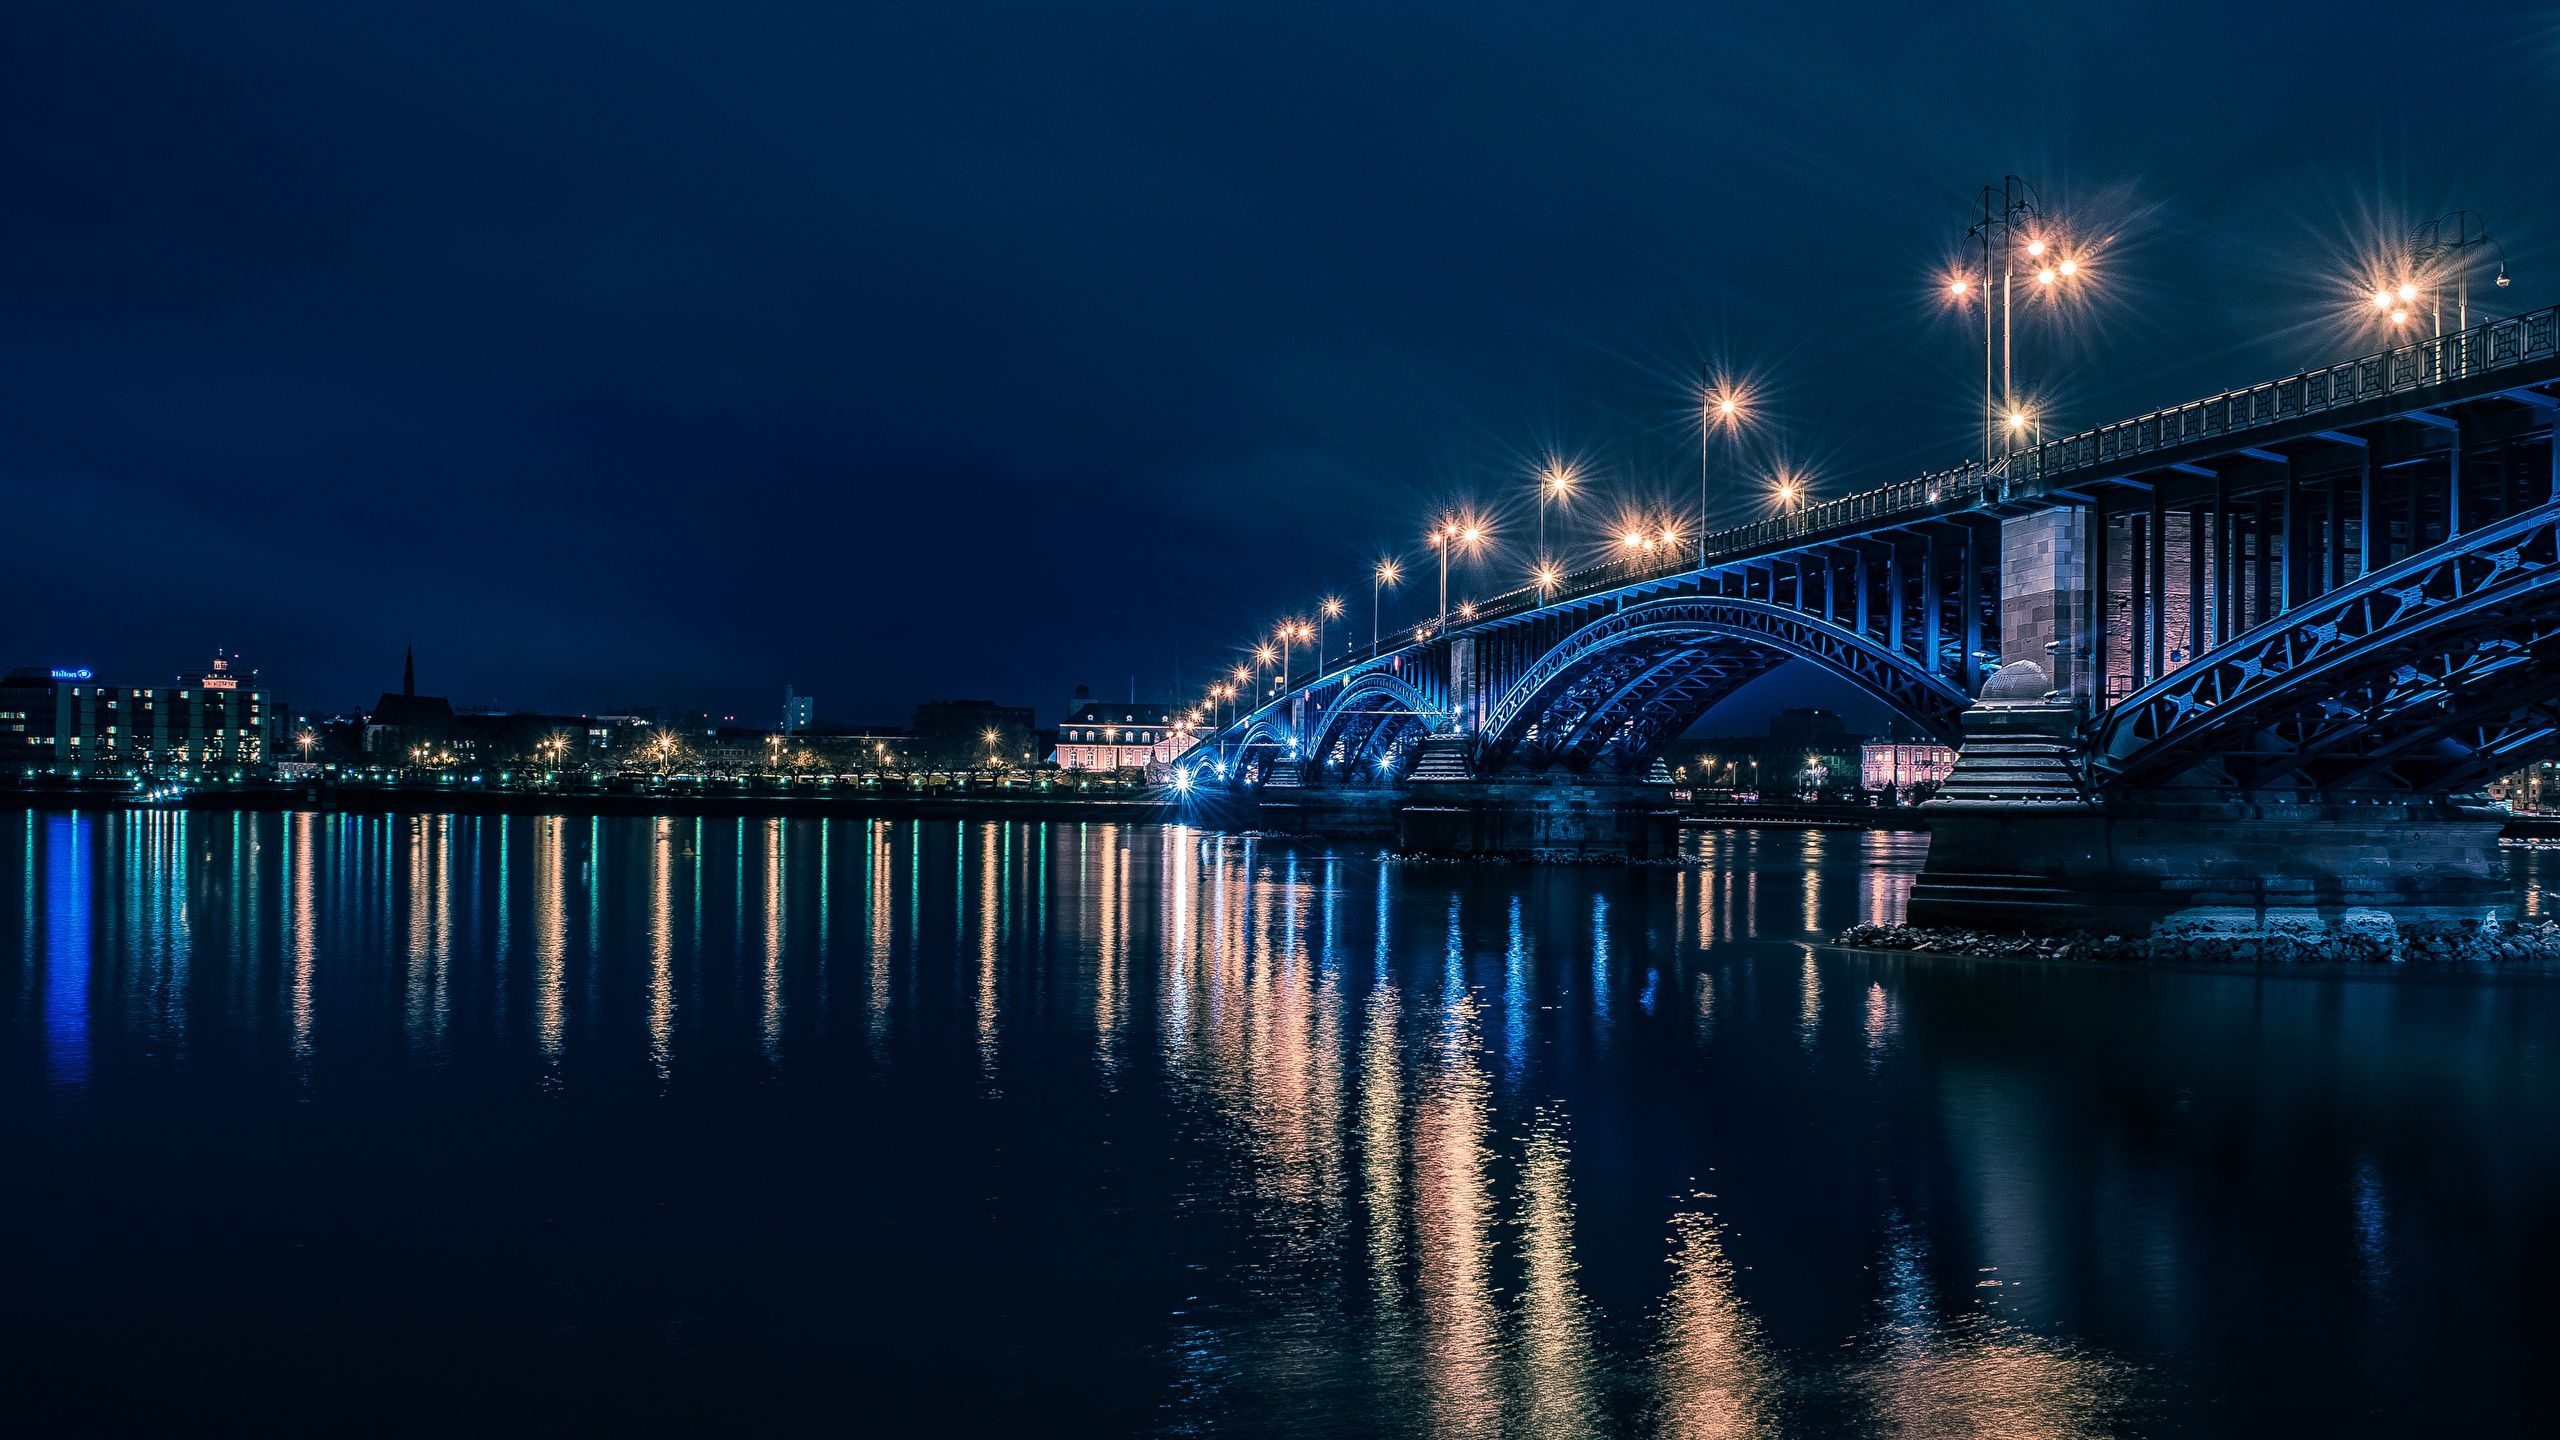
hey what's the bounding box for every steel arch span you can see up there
[1302,670,1438,784]
[2093,498,2560,792]
[1476,595,1972,772]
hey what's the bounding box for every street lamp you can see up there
[1538,461,1577,554]
[1771,468,1807,511]
[1274,621,1311,695]
[1372,558,1403,653]
[1957,177,2086,460]
[1533,561,1562,598]
[1317,596,1344,677]
[1429,517,1486,633]
[2410,210,2509,335]
[1700,381,1750,563]
[1254,644,1278,699]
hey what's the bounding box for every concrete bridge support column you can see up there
[1999,508,2097,709]
[1910,663,2514,942]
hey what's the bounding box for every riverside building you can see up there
[2,652,280,776]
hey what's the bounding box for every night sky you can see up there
[5,3,2555,729]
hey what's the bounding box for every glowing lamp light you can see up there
[2025,238,2047,258]
[1948,278,1970,297]
[2397,282,2417,302]
[2036,267,2057,286]
[2372,289,2392,309]
[2058,258,2078,277]
[1619,528,1648,551]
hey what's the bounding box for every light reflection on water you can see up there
[4,813,2560,1433]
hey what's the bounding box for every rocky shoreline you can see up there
[1832,920,2560,966]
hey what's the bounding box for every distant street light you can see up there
[1372,558,1403,654]
[1317,596,1344,678]
[1538,461,1577,555]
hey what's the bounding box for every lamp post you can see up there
[1701,384,1747,562]
[2410,210,2509,336]
[1430,518,1485,633]
[1955,179,2089,459]
[1317,597,1343,677]
[1538,462,1576,555]
[1373,559,1402,654]
[1274,622,1309,695]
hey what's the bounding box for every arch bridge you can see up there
[1189,309,2560,927]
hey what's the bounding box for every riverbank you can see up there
[1833,919,2560,966]
[0,780,1233,827]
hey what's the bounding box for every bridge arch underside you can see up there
[1303,683,1432,786]
[1230,719,1293,786]
[1478,601,1970,777]
[2097,505,2560,793]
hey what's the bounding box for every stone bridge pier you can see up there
[1905,660,2513,941]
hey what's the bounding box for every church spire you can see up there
[403,644,415,698]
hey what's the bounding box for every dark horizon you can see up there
[6,3,2556,727]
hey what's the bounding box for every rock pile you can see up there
[1832,920,2560,965]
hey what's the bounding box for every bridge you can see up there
[1198,306,2560,938]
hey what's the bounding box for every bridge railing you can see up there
[2017,305,2558,484]
[1259,305,2560,719]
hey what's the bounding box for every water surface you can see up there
[4,811,2557,1434]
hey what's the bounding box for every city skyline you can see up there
[5,4,2555,728]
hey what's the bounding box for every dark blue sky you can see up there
[5,3,2555,727]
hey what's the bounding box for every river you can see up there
[4,810,2557,1434]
